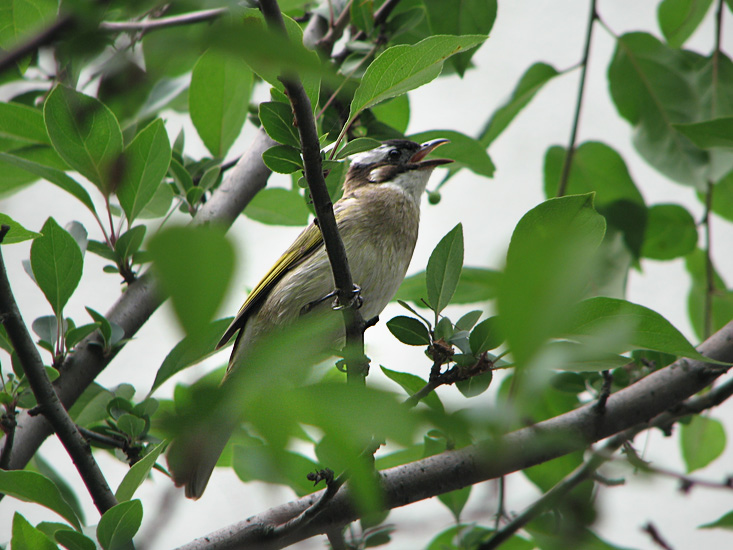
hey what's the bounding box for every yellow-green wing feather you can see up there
[217,221,324,348]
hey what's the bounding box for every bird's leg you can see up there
[299,284,363,316]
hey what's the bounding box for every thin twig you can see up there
[259,0,369,384]
[556,0,597,197]
[99,8,226,33]
[703,181,715,339]
[0,225,118,514]
[642,522,675,550]
[316,0,354,55]
[334,0,403,62]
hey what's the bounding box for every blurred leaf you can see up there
[469,316,503,354]
[409,130,494,177]
[96,499,143,550]
[44,85,123,194]
[685,248,733,340]
[30,217,83,316]
[149,317,234,394]
[244,187,310,226]
[480,62,560,147]
[68,382,114,427]
[700,509,733,530]
[0,152,97,214]
[608,32,707,188]
[29,453,86,528]
[117,119,171,224]
[681,415,726,472]
[232,444,319,496]
[640,203,697,260]
[189,49,253,157]
[149,226,234,334]
[426,223,464,314]
[115,441,168,501]
[11,513,58,550]
[395,266,498,305]
[0,101,50,145]
[386,315,431,346]
[658,0,713,48]
[380,366,443,411]
[0,0,58,50]
[456,370,492,397]
[674,116,733,148]
[423,0,496,75]
[498,194,605,366]
[259,102,301,148]
[261,145,303,174]
[567,297,722,363]
[437,486,471,521]
[455,310,482,331]
[0,213,41,244]
[0,470,82,530]
[55,529,97,550]
[347,34,487,125]
[116,414,146,438]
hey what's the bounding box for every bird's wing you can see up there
[216,220,325,349]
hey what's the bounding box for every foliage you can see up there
[0,0,732,549]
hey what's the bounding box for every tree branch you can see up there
[259,0,369,384]
[99,8,226,33]
[174,322,733,550]
[0,226,118,515]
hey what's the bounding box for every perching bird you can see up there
[169,138,451,499]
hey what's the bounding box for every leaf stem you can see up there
[703,180,715,339]
[556,0,597,197]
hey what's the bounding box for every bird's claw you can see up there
[332,284,362,311]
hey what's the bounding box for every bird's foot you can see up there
[332,284,362,310]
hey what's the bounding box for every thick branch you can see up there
[175,321,733,550]
[259,0,368,383]
[4,130,276,471]
[0,227,117,514]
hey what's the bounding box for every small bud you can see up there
[427,191,441,205]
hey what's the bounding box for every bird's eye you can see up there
[387,149,401,162]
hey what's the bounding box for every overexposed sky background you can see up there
[2,1,733,549]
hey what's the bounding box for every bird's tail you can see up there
[167,419,236,499]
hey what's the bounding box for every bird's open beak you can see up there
[410,139,453,169]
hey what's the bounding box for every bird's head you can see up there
[343,139,452,200]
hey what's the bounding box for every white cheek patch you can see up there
[350,145,390,167]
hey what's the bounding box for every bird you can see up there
[168,138,452,499]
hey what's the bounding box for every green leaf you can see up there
[408,130,494,177]
[30,217,83,316]
[117,119,171,224]
[608,32,707,188]
[244,187,310,226]
[386,316,431,346]
[640,203,697,260]
[567,296,723,363]
[469,316,502,354]
[335,137,382,160]
[438,486,471,522]
[149,317,234,394]
[380,366,443,411]
[68,383,113,427]
[480,62,560,147]
[261,145,303,174]
[116,414,146,438]
[452,267,500,303]
[685,248,733,341]
[371,95,410,134]
[232,444,319,497]
[44,85,123,194]
[0,470,82,530]
[456,370,493,398]
[674,117,733,148]
[65,323,99,350]
[347,34,487,126]
[658,0,713,48]
[0,152,97,214]
[0,101,50,144]
[115,441,168,501]
[681,415,726,472]
[96,499,143,550]
[0,0,58,51]
[426,223,464,314]
[11,513,59,550]
[259,102,301,148]
[55,529,97,550]
[351,0,374,33]
[498,194,606,367]
[700,509,733,530]
[189,49,253,157]
[0,213,41,244]
[114,225,146,262]
[423,0,496,75]
[149,226,234,334]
